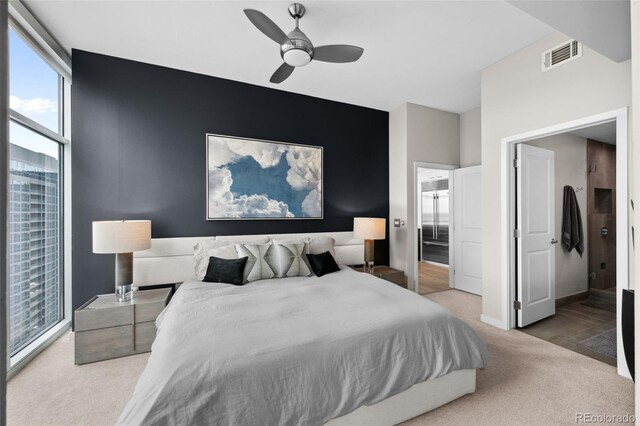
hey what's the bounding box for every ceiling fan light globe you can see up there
[283,49,311,67]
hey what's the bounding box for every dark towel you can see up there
[562,185,584,256]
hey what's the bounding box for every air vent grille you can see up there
[542,39,582,72]
[551,44,571,65]
[572,40,579,55]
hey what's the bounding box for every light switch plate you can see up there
[394,218,405,227]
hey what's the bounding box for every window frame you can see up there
[6,4,71,376]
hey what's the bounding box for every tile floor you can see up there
[519,299,617,366]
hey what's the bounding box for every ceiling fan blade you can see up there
[313,45,364,63]
[270,63,295,84]
[244,9,291,45]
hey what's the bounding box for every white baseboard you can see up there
[481,314,509,330]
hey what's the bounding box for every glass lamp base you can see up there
[365,261,375,274]
[115,284,132,302]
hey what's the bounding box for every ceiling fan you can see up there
[243,3,364,84]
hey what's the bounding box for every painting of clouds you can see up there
[207,134,323,220]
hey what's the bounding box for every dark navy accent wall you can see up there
[71,50,389,312]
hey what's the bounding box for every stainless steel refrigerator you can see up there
[420,179,450,265]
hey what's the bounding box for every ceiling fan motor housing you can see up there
[243,3,363,83]
[281,27,313,67]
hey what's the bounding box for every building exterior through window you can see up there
[8,143,60,355]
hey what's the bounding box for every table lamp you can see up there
[353,217,386,273]
[93,220,151,302]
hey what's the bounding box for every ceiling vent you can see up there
[542,40,582,72]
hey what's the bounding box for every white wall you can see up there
[389,102,459,289]
[406,103,460,167]
[389,104,408,274]
[460,107,481,167]
[481,31,631,324]
[525,134,589,299]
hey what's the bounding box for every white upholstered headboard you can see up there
[133,231,364,287]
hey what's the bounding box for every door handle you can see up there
[550,238,559,244]
[436,194,440,239]
[434,194,438,240]
[432,195,436,239]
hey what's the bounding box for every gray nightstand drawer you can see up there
[135,300,165,323]
[134,321,157,353]
[75,301,132,332]
[75,325,133,364]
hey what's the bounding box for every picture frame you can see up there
[206,133,323,220]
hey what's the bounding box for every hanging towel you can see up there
[562,185,584,256]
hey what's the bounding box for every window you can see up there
[9,28,60,133]
[8,26,66,357]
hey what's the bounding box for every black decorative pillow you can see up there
[203,256,248,285]
[306,251,340,277]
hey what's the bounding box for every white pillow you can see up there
[271,237,311,245]
[235,244,277,282]
[193,240,237,280]
[309,236,336,258]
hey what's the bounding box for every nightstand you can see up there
[355,265,406,288]
[74,288,171,365]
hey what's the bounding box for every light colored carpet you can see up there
[7,290,634,426]
[7,332,150,426]
[402,291,634,426]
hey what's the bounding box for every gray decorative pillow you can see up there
[272,243,312,278]
[234,244,277,282]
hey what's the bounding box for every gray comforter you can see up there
[118,268,488,425]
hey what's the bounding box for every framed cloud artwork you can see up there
[206,134,323,220]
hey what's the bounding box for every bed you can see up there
[119,232,488,425]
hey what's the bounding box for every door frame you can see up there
[412,161,456,294]
[500,107,629,377]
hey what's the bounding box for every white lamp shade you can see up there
[353,217,386,240]
[93,220,152,254]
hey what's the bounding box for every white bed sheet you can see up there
[118,267,488,425]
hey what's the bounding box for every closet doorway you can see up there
[416,167,452,295]
[413,163,483,296]
[501,108,630,377]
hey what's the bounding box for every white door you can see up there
[516,144,555,327]
[453,166,483,295]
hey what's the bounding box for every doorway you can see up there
[416,167,452,295]
[515,125,618,366]
[500,108,629,377]
[413,163,483,296]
